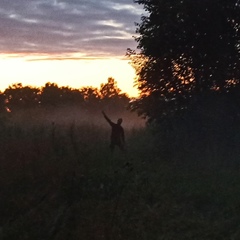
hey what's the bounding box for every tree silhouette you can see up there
[0,92,6,113]
[100,77,121,98]
[99,77,130,113]
[0,79,131,114]
[129,0,240,121]
[57,86,84,106]
[4,83,40,111]
[79,86,101,111]
[40,82,63,107]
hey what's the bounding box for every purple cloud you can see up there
[0,0,144,58]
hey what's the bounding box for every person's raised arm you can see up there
[102,111,114,126]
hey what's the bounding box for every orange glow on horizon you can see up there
[0,54,139,97]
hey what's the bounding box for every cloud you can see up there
[0,0,144,58]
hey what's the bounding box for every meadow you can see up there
[1,107,240,240]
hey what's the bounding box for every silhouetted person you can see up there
[102,111,125,152]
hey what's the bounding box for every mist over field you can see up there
[6,107,146,129]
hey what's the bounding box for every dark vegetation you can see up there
[1,101,240,240]
[128,0,240,122]
[0,77,129,115]
[1,0,240,239]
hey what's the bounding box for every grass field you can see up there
[1,109,240,240]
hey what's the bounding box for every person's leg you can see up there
[110,142,115,152]
[119,143,125,152]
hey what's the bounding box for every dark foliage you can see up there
[99,78,130,114]
[4,83,40,110]
[0,92,6,113]
[129,0,240,121]
[1,78,130,114]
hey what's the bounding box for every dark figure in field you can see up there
[102,111,125,152]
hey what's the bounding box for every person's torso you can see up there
[111,124,123,140]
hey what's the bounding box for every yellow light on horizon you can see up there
[0,55,139,97]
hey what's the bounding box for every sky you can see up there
[0,0,145,96]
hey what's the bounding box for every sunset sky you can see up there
[0,0,145,96]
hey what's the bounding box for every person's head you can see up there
[117,118,123,125]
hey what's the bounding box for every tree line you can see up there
[0,77,130,114]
